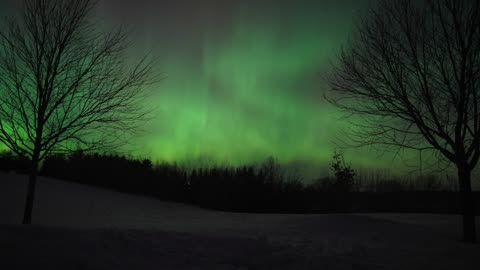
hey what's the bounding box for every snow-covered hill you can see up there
[1,172,479,269]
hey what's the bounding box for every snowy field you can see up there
[0,172,479,269]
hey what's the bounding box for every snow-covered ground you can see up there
[0,172,479,269]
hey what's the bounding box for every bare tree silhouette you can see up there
[327,0,480,242]
[0,0,156,225]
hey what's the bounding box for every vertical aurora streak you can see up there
[127,1,364,166]
[1,0,430,179]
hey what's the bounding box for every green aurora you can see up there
[0,0,433,179]
[119,0,414,176]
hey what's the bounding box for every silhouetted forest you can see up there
[1,151,479,214]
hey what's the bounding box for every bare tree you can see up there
[327,0,480,243]
[0,0,156,224]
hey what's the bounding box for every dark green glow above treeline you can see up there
[0,0,428,178]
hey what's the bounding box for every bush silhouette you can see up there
[330,151,356,193]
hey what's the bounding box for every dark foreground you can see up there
[1,218,479,270]
[0,173,479,269]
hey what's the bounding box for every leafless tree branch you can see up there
[326,0,480,242]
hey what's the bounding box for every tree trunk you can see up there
[457,166,477,243]
[22,160,38,225]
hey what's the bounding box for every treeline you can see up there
[0,151,30,172]
[1,151,479,214]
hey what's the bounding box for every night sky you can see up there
[1,0,429,179]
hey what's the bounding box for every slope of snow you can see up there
[1,172,479,269]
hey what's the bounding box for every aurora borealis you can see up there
[0,0,429,179]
